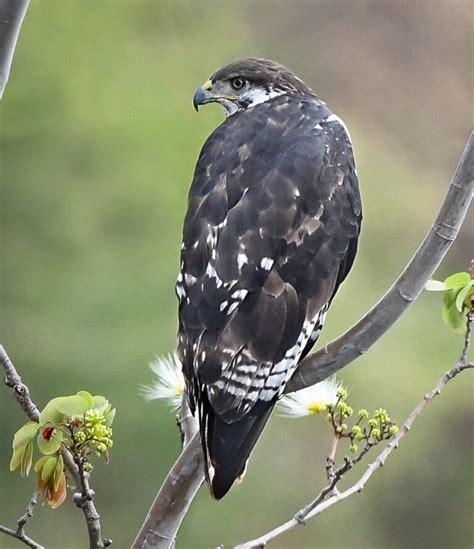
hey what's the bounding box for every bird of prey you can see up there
[176,58,362,499]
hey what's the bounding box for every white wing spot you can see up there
[227,302,239,315]
[231,289,248,300]
[260,257,274,270]
[206,263,218,278]
[219,300,228,312]
[176,284,186,301]
[184,273,197,285]
[237,253,249,269]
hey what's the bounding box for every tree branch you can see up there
[0,491,44,549]
[131,434,205,549]
[235,313,473,548]
[1,345,109,549]
[132,133,474,549]
[0,0,30,99]
[0,524,44,549]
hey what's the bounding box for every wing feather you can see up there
[178,95,361,421]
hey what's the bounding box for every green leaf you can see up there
[10,447,23,472]
[21,441,34,477]
[53,455,64,491]
[443,288,457,310]
[92,395,109,414]
[57,394,91,417]
[76,391,94,409]
[41,456,58,482]
[11,441,34,476]
[12,421,40,449]
[425,279,447,291]
[34,455,50,473]
[455,280,474,312]
[40,397,67,424]
[37,426,63,455]
[442,299,466,332]
[444,272,471,290]
[104,407,116,427]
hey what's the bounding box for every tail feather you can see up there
[199,395,276,499]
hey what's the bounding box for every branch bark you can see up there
[131,434,204,549]
[0,524,44,549]
[0,0,29,99]
[1,345,108,549]
[131,132,474,549]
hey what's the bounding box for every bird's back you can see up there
[177,90,361,498]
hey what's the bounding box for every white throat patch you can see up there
[223,88,288,117]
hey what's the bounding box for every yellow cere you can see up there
[203,80,213,91]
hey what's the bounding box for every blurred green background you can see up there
[1,1,472,548]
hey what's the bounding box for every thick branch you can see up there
[131,434,205,549]
[1,345,108,549]
[0,0,29,99]
[133,133,474,549]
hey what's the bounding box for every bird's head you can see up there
[193,58,315,117]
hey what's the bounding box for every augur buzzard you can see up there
[176,58,362,499]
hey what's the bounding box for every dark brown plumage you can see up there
[177,58,362,499]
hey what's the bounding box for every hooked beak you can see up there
[193,80,214,112]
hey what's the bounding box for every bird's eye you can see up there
[230,77,246,91]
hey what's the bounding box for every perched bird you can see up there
[176,58,362,499]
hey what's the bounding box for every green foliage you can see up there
[10,391,115,508]
[327,393,399,448]
[425,270,474,332]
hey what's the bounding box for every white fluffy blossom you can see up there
[141,352,185,410]
[277,377,345,418]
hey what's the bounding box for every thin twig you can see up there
[0,524,44,549]
[1,345,109,549]
[235,314,473,548]
[325,434,339,483]
[1,345,40,421]
[131,133,474,548]
[72,455,110,549]
[0,491,44,549]
[16,491,39,536]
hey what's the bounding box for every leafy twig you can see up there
[234,313,473,548]
[1,345,109,549]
